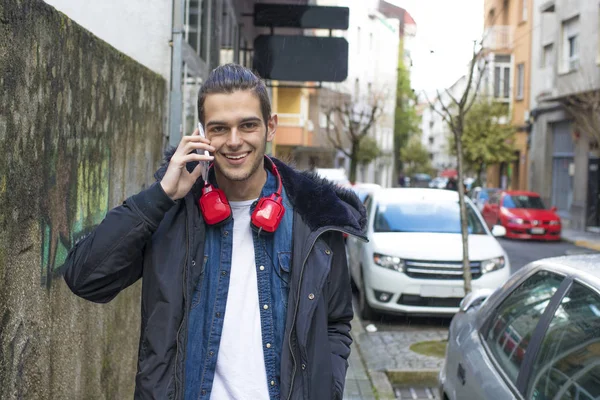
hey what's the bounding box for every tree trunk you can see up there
[454,123,472,295]
[349,140,359,184]
[476,161,484,187]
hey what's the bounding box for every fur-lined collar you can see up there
[154,148,366,235]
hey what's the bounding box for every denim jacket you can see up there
[184,168,294,400]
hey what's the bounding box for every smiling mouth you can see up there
[224,152,250,160]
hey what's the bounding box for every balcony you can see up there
[276,112,314,147]
[483,26,514,51]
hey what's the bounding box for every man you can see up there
[63,64,367,400]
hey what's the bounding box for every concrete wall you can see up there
[43,0,173,81]
[0,1,167,398]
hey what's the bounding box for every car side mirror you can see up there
[551,206,557,212]
[459,288,495,312]
[492,225,507,237]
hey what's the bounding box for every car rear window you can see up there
[373,200,487,235]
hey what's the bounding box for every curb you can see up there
[573,240,600,252]
[385,370,439,387]
[561,233,600,252]
[350,318,396,400]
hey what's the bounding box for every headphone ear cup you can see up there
[251,194,285,233]
[199,186,232,226]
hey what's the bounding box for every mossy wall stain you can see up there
[0,0,167,398]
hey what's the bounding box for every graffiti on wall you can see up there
[40,138,110,287]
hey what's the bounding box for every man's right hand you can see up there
[160,129,215,201]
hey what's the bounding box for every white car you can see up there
[314,168,350,187]
[346,188,511,319]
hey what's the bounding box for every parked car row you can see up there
[344,184,596,400]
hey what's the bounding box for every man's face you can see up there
[203,90,276,182]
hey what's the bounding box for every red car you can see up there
[481,190,561,240]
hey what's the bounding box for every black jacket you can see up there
[63,155,367,400]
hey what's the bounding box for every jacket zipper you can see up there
[286,227,366,400]
[174,209,190,400]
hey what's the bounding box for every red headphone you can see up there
[198,156,285,234]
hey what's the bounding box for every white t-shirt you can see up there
[210,199,269,400]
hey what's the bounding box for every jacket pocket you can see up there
[277,251,291,286]
[191,255,208,309]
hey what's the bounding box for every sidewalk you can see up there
[562,228,600,251]
[344,317,378,400]
[344,312,450,399]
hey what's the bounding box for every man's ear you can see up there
[267,114,278,142]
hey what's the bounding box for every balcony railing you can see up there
[277,113,306,128]
[483,26,514,51]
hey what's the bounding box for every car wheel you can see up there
[359,269,377,321]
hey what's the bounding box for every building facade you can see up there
[481,0,533,191]
[529,0,600,231]
[43,0,310,150]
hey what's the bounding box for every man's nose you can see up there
[227,128,242,146]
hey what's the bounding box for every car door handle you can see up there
[457,363,466,386]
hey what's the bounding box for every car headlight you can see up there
[481,256,506,273]
[373,253,405,272]
[509,218,524,224]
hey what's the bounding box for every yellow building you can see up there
[269,84,338,170]
[483,0,532,190]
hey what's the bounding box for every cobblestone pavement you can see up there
[356,328,447,373]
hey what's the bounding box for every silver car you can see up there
[440,254,600,400]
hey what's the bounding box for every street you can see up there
[349,238,598,399]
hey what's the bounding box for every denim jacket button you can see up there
[191,260,196,266]
[301,363,306,370]
[266,343,271,348]
[325,249,331,255]
[263,304,269,310]
[259,265,265,271]
[271,380,275,386]
[308,293,315,300]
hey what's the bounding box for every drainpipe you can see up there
[168,0,186,148]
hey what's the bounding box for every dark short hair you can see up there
[197,64,271,125]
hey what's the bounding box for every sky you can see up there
[386,0,484,96]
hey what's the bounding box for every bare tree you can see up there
[426,42,488,295]
[559,89,600,144]
[322,93,385,183]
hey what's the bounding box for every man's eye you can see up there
[211,127,226,133]
[241,123,258,129]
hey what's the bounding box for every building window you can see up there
[493,65,511,99]
[520,0,528,21]
[516,63,524,100]
[561,17,579,73]
[428,136,434,145]
[542,43,554,68]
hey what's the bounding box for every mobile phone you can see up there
[197,122,210,180]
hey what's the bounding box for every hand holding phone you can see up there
[159,124,214,201]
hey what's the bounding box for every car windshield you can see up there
[373,200,487,234]
[353,189,368,202]
[504,195,546,209]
